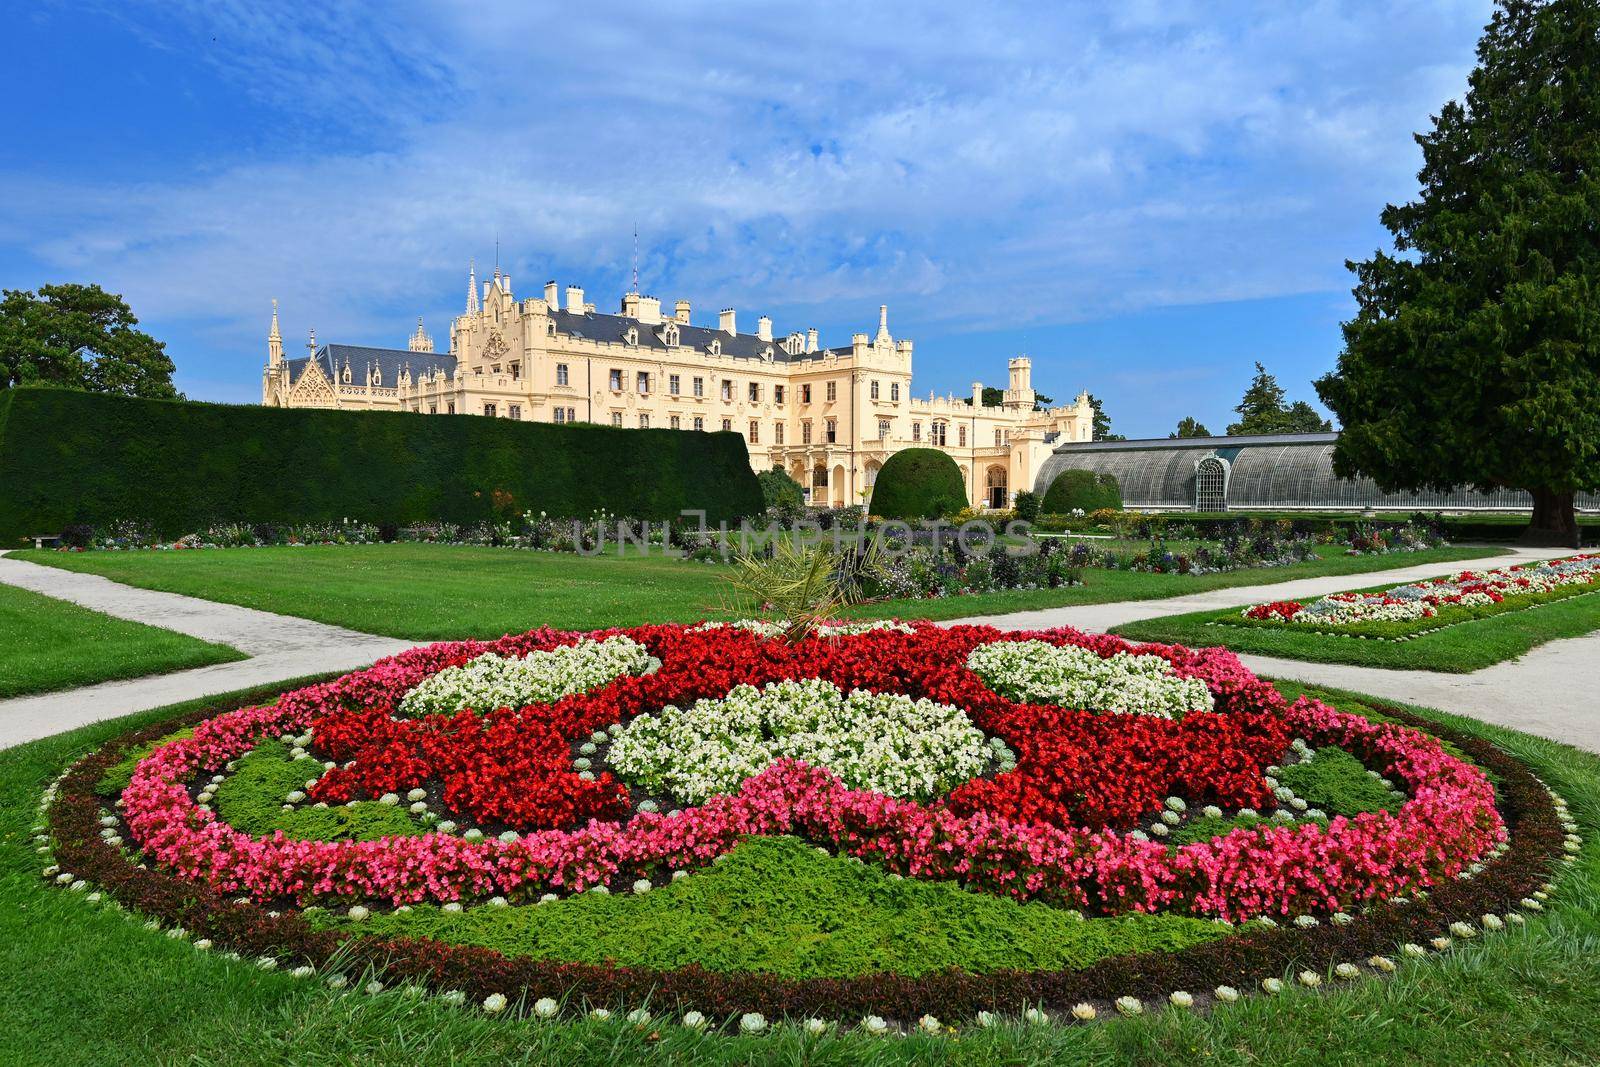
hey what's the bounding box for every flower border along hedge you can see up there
[45,690,1570,1027]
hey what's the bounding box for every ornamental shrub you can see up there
[1043,469,1123,514]
[757,466,804,516]
[0,388,761,541]
[1013,489,1042,524]
[869,448,967,520]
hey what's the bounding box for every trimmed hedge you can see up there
[0,388,762,542]
[1043,469,1123,514]
[868,448,968,520]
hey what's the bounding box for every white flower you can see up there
[489,896,508,908]
[861,1014,889,1034]
[1070,1002,1096,1021]
[589,1008,612,1021]
[1261,977,1284,994]
[1449,921,1476,938]
[347,905,370,921]
[681,1009,706,1029]
[483,993,508,1014]
[462,829,483,842]
[1114,995,1143,1016]
[1297,970,1322,987]
[1430,937,1452,951]
[966,640,1214,719]
[398,636,657,718]
[1334,963,1360,980]
[533,996,558,1017]
[406,788,427,802]
[379,793,400,806]
[739,1012,767,1033]
[1023,1007,1049,1025]
[1401,942,1427,958]
[632,879,652,895]
[440,990,467,1007]
[193,939,212,950]
[627,1008,651,1025]
[256,957,278,970]
[1168,991,1194,1008]
[442,902,463,913]
[327,975,349,989]
[365,980,385,995]
[291,965,315,978]
[1214,985,1239,1002]
[975,1010,998,1028]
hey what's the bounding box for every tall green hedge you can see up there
[0,388,762,542]
[1043,469,1123,514]
[869,447,968,519]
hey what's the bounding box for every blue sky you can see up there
[1,1,1491,438]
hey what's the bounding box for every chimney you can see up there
[806,327,818,353]
[621,292,641,319]
[544,280,559,307]
[971,381,984,407]
[674,300,691,324]
[757,315,772,342]
[637,296,662,325]
[877,304,891,343]
[719,308,737,335]
[501,275,511,294]
[566,286,585,313]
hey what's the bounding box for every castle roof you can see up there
[287,344,457,386]
[548,307,852,363]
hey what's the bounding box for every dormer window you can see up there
[547,320,556,337]
[624,326,639,346]
[763,346,774,361]
[663,323,679,347]
[708,339,721,356]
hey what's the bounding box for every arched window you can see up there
[664,323,679,346]
[1195,457,1228,512]
[708,339,721,356]
[812,465,829,489]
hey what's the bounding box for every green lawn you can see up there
[13,543,1502,642]
[0,583,242,699]
[1113,585,1600,673]
[4,679,1596,1066]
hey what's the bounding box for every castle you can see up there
[262,264,1094,509]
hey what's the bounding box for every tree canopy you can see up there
[0,284,180,399]
[1226,363,1332,435]
[1170,416,1211,439]
[1315,0,1600,545]
[1086,394,1124,441]
[963,386,1054,409]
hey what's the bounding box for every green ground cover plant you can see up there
[14,541,1500,641]
[1273,747,1397,816]
[213,740,426,842]
[1114,583,1600,673]
[4,679,1596,1065]
[311,835,1228,979]
[0,582,242,699]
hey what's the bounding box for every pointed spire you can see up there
[267,299,284,366]
[466,259,480,316]
[876,304,891,344]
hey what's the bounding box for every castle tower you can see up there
[408,317,434,353]
[1003,356,1036,411]
[267,299,283,366]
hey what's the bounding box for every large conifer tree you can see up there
[1316,0,1600,545]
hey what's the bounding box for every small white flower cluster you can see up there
[966,640,1214,719]
[608,677,1001,803]
[398,636,658,717]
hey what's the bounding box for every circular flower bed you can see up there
[41,620,1575,1031]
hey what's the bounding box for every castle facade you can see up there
[262,265,1094,509]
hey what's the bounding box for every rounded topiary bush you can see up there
[870,448,968,520]
[1043,469,1122,514]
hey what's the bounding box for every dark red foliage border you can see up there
[47,695,1566,1024]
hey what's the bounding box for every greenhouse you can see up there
[1033,432,1600,513]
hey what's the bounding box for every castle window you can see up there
[774,385,785,404]
[670,415,681,430]
[447,402,456,414]
[610,411,623,427]
[748,420,759,443]
[509,404,522,420]
[826,381,837,402]
[913,423,922,442]
[721,380,733,402]
[826,419,837,444]
[958,424,967,447]
[994,427,1002,446]
[547,321,556,336]
[639,413,650,428]
[812,466,828,488]
[932,422,947,446]
[693,416,704,431]
[609,368,623,391]
[429,404,438,415]
[802,421,813,444]
[669,374,681,395]
[878,419,890,439]
[890,383,900,402]
[721,418,732,432]
[510,362,520,380]
[748,382,760,403]
[664,323,679,346]
[870,380,880,400]
[708,339,721,356]
[763,346,774,361]
[801,383,812,404]
[637,371,650,393]
[554,408,566,424]
[693,376,704,397]
[625,326,639,346]
[774,423,784,444]
[556,363,569,386]
[566,407,576,422]
[1003,430,1011,445]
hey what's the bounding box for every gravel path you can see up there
[0,551,411,748]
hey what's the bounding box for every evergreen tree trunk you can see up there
[1522,487,1579,548]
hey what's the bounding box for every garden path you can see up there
[0,551,412,748]
[951,544,1598,752]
